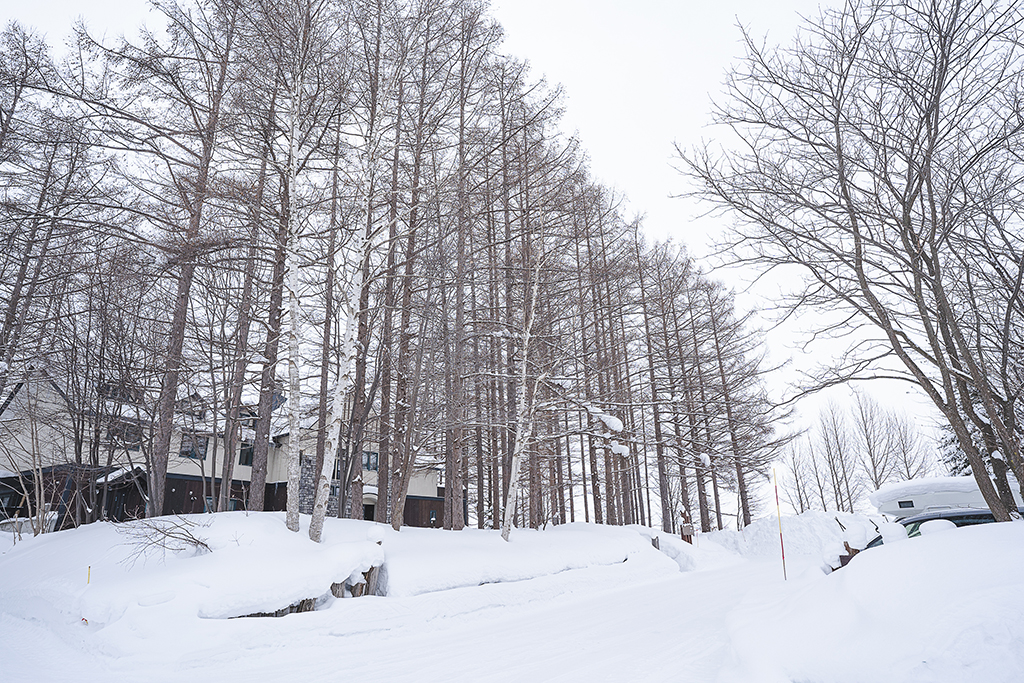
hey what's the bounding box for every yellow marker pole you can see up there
[87,565,91,584]
[773,468,787,581]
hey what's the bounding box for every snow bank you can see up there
[2,511,1023,682]
[707,510,877,558]
[0,515,682,632]
[627,524,745,572]
[0,513,383,629]
[722,520,1024,683]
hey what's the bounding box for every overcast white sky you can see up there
[492,0,833,248]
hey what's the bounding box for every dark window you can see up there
[0,491,21,510]
[107,421,143,451]
[238,442,254,467]
[898,500,914,509]
[179,433,208,459]
[363,450,378,471]
[950,514,995,527]
[363,504,375,520]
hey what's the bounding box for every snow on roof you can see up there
[96,468,131,484]
[868,476,980,508]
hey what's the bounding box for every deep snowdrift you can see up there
[707,509,877,558]
[1,511,1021,682]
[722,520,1024,682]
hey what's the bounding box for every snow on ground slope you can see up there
[721,520,1024,683]
[1,511,1022,682]
[380,521,682,596]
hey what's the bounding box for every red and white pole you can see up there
[773,467,787,581]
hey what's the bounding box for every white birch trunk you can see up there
[500,379,533,542]
[309,145,370,540]
[309,26,402,537]
[500,240,546,542]
[309,243,361,542]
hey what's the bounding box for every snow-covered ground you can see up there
[2,511,1022,682]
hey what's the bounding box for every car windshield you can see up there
[905,513,995,538]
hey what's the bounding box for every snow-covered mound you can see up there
[0,514,684,631]
[723,520,1024,682]
[0,512,384,626]
[707,510,877,558]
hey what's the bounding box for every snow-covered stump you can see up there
[235,563,383,618]
[331,564,381,598]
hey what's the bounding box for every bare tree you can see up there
[889,409,934,481]
[682,0,1024,520]
[852,391,895,491]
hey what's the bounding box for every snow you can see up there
[721,522,1024,683]
[920,519,957,535]
[880,521,909,544]
[95,467,130,484]
[585,404,623,432]
[598,414,624,432]
[869,476,983,507]
[707,509,875,557]
[380,522,677,597]
[2,511,1023,682]
[869,475,1023,518]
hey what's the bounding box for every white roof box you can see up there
[868,476,1021,519]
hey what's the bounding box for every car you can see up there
[863,506,1024,549]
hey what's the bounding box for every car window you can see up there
[949,514,994,527]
